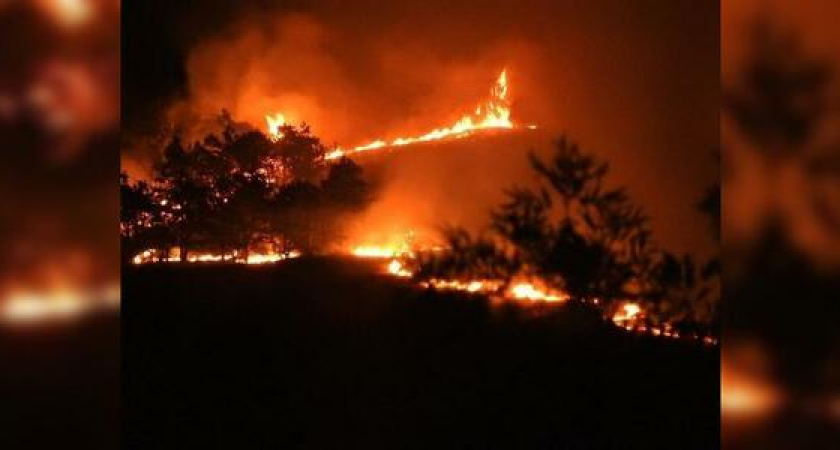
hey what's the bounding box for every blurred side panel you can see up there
[723,0,840,447]
[0,1,120,449]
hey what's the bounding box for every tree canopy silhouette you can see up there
[120,112,373,262]
[418,137,719,328]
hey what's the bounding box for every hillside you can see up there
[123,257,718,448]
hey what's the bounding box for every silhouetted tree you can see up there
[120,172,156,263]
[222,130,274,175]
[321,157,371,211]
[210,172,272,258]
[492,138,653,305]
[274,123,327,184]
[415,227,520,280]
[273,181,323,253]
[120,112,373,262]
[419,137,722,327]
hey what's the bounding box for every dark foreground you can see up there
[0,310,120,449]
[124,257,718,449]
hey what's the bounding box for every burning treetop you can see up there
[263,68,532,161]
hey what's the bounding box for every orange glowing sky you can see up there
[122,0,719,260]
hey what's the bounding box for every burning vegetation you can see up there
[121,116,373,265]
[319,69,534,160]
[123,67,527,265]
[121,126,718,344]
[368,137,719,343]
[257,68,532,160]
[121,65,717,343]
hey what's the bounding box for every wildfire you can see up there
[352,238,716,345]
[131,248,300,265]
[350,230,419,259]
[386,259,412,277]
[419,278,503,294]
[507,282,568,303]
[352,245,410,259]
[325,68,517,159]
[415,277,567,304]
[265,112,286,141]
[377,254,716,345]
[612,302,641,324]
[261,69,530,160]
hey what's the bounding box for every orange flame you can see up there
[325,68,517,159]
[353,246,407,258]
[612,302,641,324]
[264,69,534,158]
[378,258,716,345]
[507,282,568,303]
[265,112,286,141]
[132,248,300,265]
[386,259,412,277]
[350,230,417,259]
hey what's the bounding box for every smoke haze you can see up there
[123,0,719,258]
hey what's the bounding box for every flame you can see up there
[265,112,286,141]
[416,278,567,304]
[350,230,417,258]
[381,257,716,345]
[268,69,530,160]
[352,246,407,258]
[386,259,412,277]
[245,250,301,264]
[507,282,567,303]
[131,248,300,265]
[348,240,714,345]
[419,278,504,294]
[326,68,516,159]
[612,302,641,324]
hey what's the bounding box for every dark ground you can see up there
[0,311,120,449]
[123,256,718,449]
